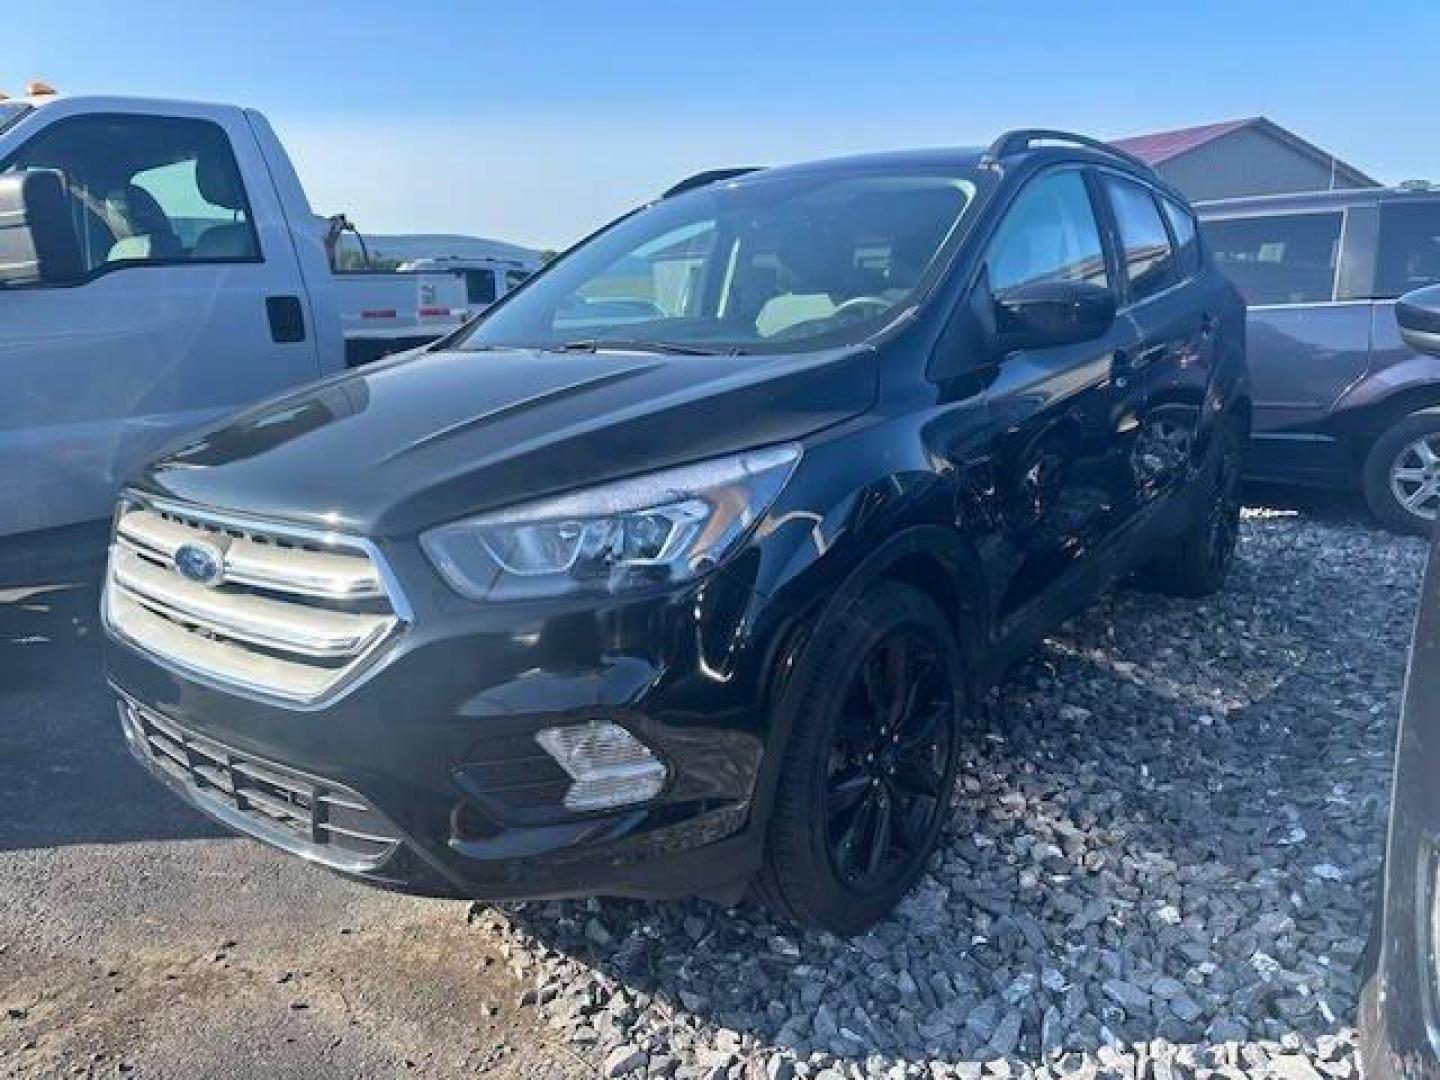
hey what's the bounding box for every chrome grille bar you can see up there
[105,496,404,703]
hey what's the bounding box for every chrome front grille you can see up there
[119,697,401,870]
[104,497,403,702]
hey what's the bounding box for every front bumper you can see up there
[105,554,789,902]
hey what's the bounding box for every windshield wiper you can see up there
[553,339,732,356]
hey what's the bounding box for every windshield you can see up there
[460,170,978,354]
[0,104,32,136]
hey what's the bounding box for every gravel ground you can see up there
[474,501,1427,1080]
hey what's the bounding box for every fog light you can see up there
[534,722,667,812]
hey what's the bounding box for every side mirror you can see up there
[0,169,83,287]
[1396,284,1440,357]
[992,280,1116,353]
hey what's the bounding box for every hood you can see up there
[138,346,878,536]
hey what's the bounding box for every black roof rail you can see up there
[980,129,1150,172]
[662,166,763,199]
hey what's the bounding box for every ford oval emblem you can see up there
[174,540,227,588]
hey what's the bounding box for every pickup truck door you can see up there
[0,101,321,536]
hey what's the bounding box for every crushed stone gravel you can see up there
[471,505,1427,1079]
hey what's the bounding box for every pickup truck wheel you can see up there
[755,583,965,935]
[1141,416,1244,598]
[1363,415,1440,536]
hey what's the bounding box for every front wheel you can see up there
[755,583,966,935]
[1363,414,1440,536]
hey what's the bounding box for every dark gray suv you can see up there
[1197,188,1440,533]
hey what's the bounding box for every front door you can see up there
[0,106,318,535]
[979,167,1142,631]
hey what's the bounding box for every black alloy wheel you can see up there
[756,582,966,934]
[825,629,954,890]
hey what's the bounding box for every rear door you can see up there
[1095,172,1215,513]
[1371,198,1440,369]
[0,105,319,535]
[1200,206,1369,482]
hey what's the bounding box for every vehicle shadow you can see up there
[492,508,1414,1066]
[0,523,228,852]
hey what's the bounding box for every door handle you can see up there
[1112,348,1135,390]
[266,296,306,344]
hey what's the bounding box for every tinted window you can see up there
[504,269,530,291]
[1202,212,1341,305]
[0,114,259,276]
[0,103,29,135]
[1160,196,1200,277]
[985,170,1107,293]
[464,269,497,304]
[1102,176,1176,302]
[1377,201,1440,299]
[462,172,977,354]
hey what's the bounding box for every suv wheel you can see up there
[1363,414,1440,536]
[1142,416,1244,597]
[755,582,965,935]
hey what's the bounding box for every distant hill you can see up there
[340,232,541,264]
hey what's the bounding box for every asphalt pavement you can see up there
[0,525,575,1080]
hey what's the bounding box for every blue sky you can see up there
[9,1,1438,249]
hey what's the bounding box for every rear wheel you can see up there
[755,583,966,935]
[1142,416,1244,597]
[1363,414,1440,536]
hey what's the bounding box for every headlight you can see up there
[421,443,801,601]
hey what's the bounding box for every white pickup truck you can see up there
[0,92,471,537]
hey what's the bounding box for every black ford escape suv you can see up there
[104,130,1249,934]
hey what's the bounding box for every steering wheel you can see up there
[831,295,893,319]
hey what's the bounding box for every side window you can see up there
[1201,212,1342,306]
[1376,202,1440,299]
[985,170,1108,294]
[464,269,498,305]
[0,113,259,278]
[504,269,531,291]
[1160,196,1200,278]
[1101,176,1177,303]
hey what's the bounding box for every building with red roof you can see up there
[1109,117,1377,202]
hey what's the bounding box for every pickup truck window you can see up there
[1202,212,1341,306]
[0,103,29,135]
[1376,201,1440,299]
[0,113,260,280]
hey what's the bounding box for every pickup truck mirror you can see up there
[991,279,1116,353]
[1396,284,1440,357]
[0,169,83,287]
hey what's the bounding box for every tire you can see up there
[1362,414,1440,536]
[1142,416,1244,598]
[754,582,966,935]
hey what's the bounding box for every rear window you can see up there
[1160,196,1200,278]
[1101,175,1178,303]
[1202,211,1341,306]
[1376,201,1440,299]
